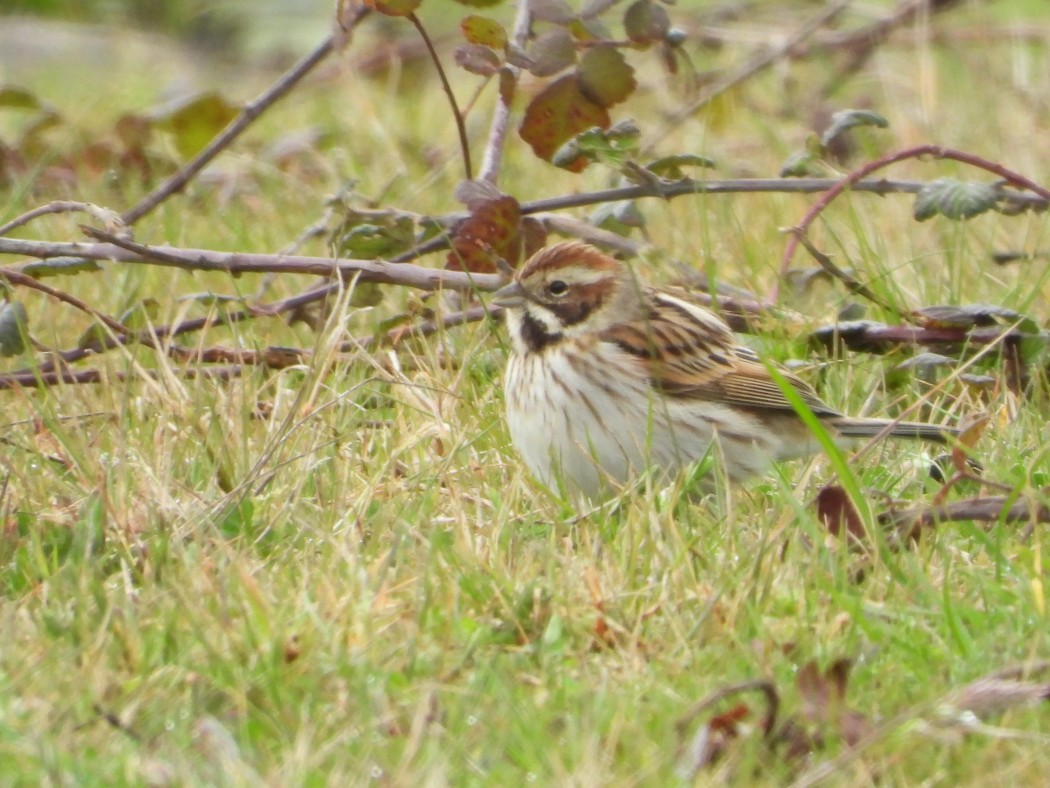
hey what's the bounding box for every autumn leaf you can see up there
[447,194,524,273]
[520,75,609,169]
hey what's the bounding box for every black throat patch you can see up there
[520,312,563,353]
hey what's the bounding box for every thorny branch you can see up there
[777,145,1050,303]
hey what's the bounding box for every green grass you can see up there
[2,3,1050,784]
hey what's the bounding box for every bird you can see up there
[492,241,953,499]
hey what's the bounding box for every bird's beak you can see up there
[492,281,526,309]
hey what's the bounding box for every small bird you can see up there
[493,241,953,499]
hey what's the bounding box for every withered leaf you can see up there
[815,485,867,544]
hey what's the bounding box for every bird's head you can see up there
[493,242,642,350]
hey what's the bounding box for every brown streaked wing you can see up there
[601,289,842,416]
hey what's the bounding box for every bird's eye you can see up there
[548,280,569,297]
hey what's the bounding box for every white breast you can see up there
[504,338,774,498]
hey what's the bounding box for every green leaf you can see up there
[914,178,1001,222]
[780,150,826,178]
[0,300,28,357]
[21,257,101,278]
[645,153,716,179]
[0,85,43,110]
[461,15,507,48]
[624,0,670,44]
[452,0,505,6]
[820,109,889,148]
[577,45,636,107]
[590,199,645,235]
[331,209,417,259]
[552,119,639,169]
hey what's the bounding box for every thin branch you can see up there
[0,201,124,238]
[791,230,900,315]
[779,146,1050,283]
[119,10,370,226]
[8,229,503,293]
[408,12,473,182]
[478,0,532,185]
[514,177,1045,217]
[644,0,852,153]
[0,364,245,391]
[0,267,130,337]
[0,302,501,391]
[879,495,1050,534]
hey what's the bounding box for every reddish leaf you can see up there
[461,15,508,48]
[364,0,422,15]
[447,195,523,273]
[815,485,867,544]
[455,44,501,76]
[708,703,750,735]
[519,75,609,169]
[577,45,636,107]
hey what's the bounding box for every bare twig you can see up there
[478,0,532,185]
[120,8,370,226]
[791,230,898,314]
[408,12,473,182]
[778,146,1050,299]
[645,0,852,152]
[0,364,245,391]
[0,267,130,337]
[513,177,1044,217]
[11,229,503,293]
[0,201,124,238]
[879,495,1050,535]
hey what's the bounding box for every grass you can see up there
[2,2,1050,784]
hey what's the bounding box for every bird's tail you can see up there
[832,419,955,443]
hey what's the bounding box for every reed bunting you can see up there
[493,241,953,499]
